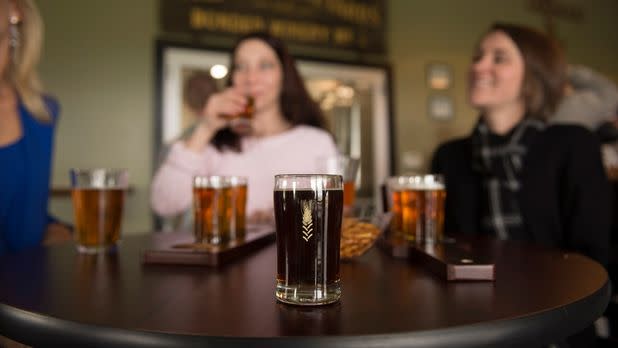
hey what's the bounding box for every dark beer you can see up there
[274,187,343,305]
[72,188,125,251]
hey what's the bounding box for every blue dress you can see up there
[0,98,59,254]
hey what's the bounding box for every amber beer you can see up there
[390,189,403,233]
[318,156,359,212]
[194,176,230,244]
[274,174,343,305]
[229,176,248,240]
[70,169,129,253]
[389,175,446,243]
[193,176,247,244]
[225,95,254,135]
[343,181,356,207]
[72,189,125,250]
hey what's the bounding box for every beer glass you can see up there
[228,176,248,240]
[70,168,129,253]
[194,176,229,244]
[387,174,446,244]
[274,174,343,305]
[228,95,254,135]
[317,155,360,211]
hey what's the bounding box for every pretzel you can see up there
[340,218,381,260]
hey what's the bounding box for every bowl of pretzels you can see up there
[340,213,391,260]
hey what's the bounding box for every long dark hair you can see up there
[487,23,567,120]
[212,32,327,151]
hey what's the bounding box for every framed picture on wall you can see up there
[425,62,453,90]
[154,42,230,152]
[427,94,455,121]
[154,40,394,212]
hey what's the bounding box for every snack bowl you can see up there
[340,213,391,260]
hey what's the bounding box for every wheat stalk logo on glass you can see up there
[301,201,313,242]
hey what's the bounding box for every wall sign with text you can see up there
[160,0,386,54]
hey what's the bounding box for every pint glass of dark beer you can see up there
[70,168,129,253]
[274,174,343,305]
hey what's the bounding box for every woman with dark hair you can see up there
[151,32,337,223]
[431,22,610,346]
[431,22,610,263]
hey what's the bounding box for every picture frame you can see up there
[425,62,453,90]
[427,94,455,121]
[153,40,394,210]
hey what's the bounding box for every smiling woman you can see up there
[431,22,610,347]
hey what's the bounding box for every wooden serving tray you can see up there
[378,235,495,281]
[142,224,275,266]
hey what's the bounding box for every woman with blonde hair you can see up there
[0,0,69,254]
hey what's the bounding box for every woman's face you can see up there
[468,30,525,112]
[232,39,283,114]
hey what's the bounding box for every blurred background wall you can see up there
[37,0,618,234]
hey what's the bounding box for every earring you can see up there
[8,17,20,62]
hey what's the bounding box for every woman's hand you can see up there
[43,223,73,246]
[185,87,248,152]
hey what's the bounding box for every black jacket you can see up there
[431,124,611,265]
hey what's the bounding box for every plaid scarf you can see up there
[471,117,545,240]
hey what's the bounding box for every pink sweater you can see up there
[151,125,338,217]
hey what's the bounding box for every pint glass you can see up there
[193,176,248,244]
[388,174,446,244]
[274,174,343,305]
[70,168,129,253]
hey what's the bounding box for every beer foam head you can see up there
[70,168,129,189]
[274,174,343,191]
[388,174,444,190]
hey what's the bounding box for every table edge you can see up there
[0,279,609,348]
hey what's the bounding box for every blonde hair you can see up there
[8,0,50,122]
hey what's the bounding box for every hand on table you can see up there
[43,222,73,246]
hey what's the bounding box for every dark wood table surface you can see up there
[0,232,610,348]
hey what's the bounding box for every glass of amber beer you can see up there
[388,174,446,244]
[274,174,343,305]
[228,176,248,240]
[226,95,254,135]
[193,176,248,244]
[317,156,360,213]
[70,168,129,253]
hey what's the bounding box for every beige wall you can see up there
[38,0,157,234]
[37,0,618,233]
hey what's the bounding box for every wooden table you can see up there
[0,233,609,347]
